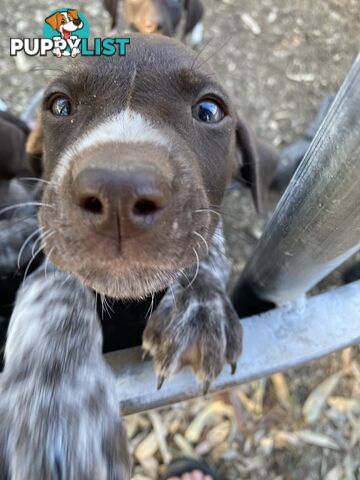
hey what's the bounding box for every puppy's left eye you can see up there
[50,96,72,116]
[192,100,225,124]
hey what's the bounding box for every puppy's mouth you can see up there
[60,22,82,38]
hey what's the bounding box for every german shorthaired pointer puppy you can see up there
[0,34,279,478]
[103,0,204,47]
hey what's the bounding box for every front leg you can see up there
[0,263,131,480]
[142,222,243,392]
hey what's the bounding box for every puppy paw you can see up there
[142,283,242,393]
[71,47,80,57]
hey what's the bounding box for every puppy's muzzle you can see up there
[73,166,171,241]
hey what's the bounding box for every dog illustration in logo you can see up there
[45,9,84,57]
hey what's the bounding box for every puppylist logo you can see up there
[10,8,130,58]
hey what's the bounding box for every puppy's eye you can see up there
[192,100,225,124]
[50,96,72,117]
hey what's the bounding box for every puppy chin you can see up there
[77,264,179,300]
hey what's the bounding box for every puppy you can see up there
[103,0,204,46]
[1,34,279,478]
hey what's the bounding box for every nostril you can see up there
[78,195,104,215]
[133,198,160,216]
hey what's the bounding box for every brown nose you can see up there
[143,20,163,33]
[73,168,171,240]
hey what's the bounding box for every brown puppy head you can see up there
[104,0,203,36]
[32,33,269,300]
[45,9,83,38]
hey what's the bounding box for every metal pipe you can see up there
[232,54,360,316]
[106,281,360,416]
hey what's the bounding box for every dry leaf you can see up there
[328,396,360,414]
[138,457,159,478]
[125,415,139,439]
[272,373,291,409]
[148,411,172,465]
[185,401,233,443]
[174,434,195,456]
[236,389,257,413]
[297,430,340,450]
[303,372,342,424]
[134,432,158,461]
[273,431,300,449]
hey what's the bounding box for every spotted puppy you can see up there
[1,34,279,478]
[103,0,204,47]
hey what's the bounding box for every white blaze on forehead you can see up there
[53,109,170,182]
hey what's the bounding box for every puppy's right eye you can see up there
[50,96,72,117]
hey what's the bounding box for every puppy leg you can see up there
[142,221,242,392]
[0,263,131,480]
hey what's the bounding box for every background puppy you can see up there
[103,0,204,46]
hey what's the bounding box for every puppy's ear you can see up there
[25,117,43,177]
[103,0,119,29]
[183,0,204,35]
[45,12,60,31]
[67,9,79,20]
[234,115,280,214]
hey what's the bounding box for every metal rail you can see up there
[107,280,360,416]
[106,56,360,414]
[232,54,360,316]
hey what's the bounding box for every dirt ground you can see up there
[0,0,359,478]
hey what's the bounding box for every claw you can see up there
[202,380,210,395]
[157,375,165,390]
[231,362,237,375]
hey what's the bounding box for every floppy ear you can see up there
[25,116,43,177]
[183,0,204,35]
[45,12,61,31]
[234,115,280,214]
[67,9,79,20]
[103,0,119,29]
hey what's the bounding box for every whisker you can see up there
[0,202,53,217]
[145,292,155,320]
[169,284,177,311]
[194,208,222,220]
[17,226,43,269]
[17,177,50,185]
[192,230,209,256]
[23,241,46,282]
[187,247,200,289]
[44,246,55,278]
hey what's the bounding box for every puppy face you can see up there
[35,34,259,300]
[124,0,183,36]
[45,9,83,39]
